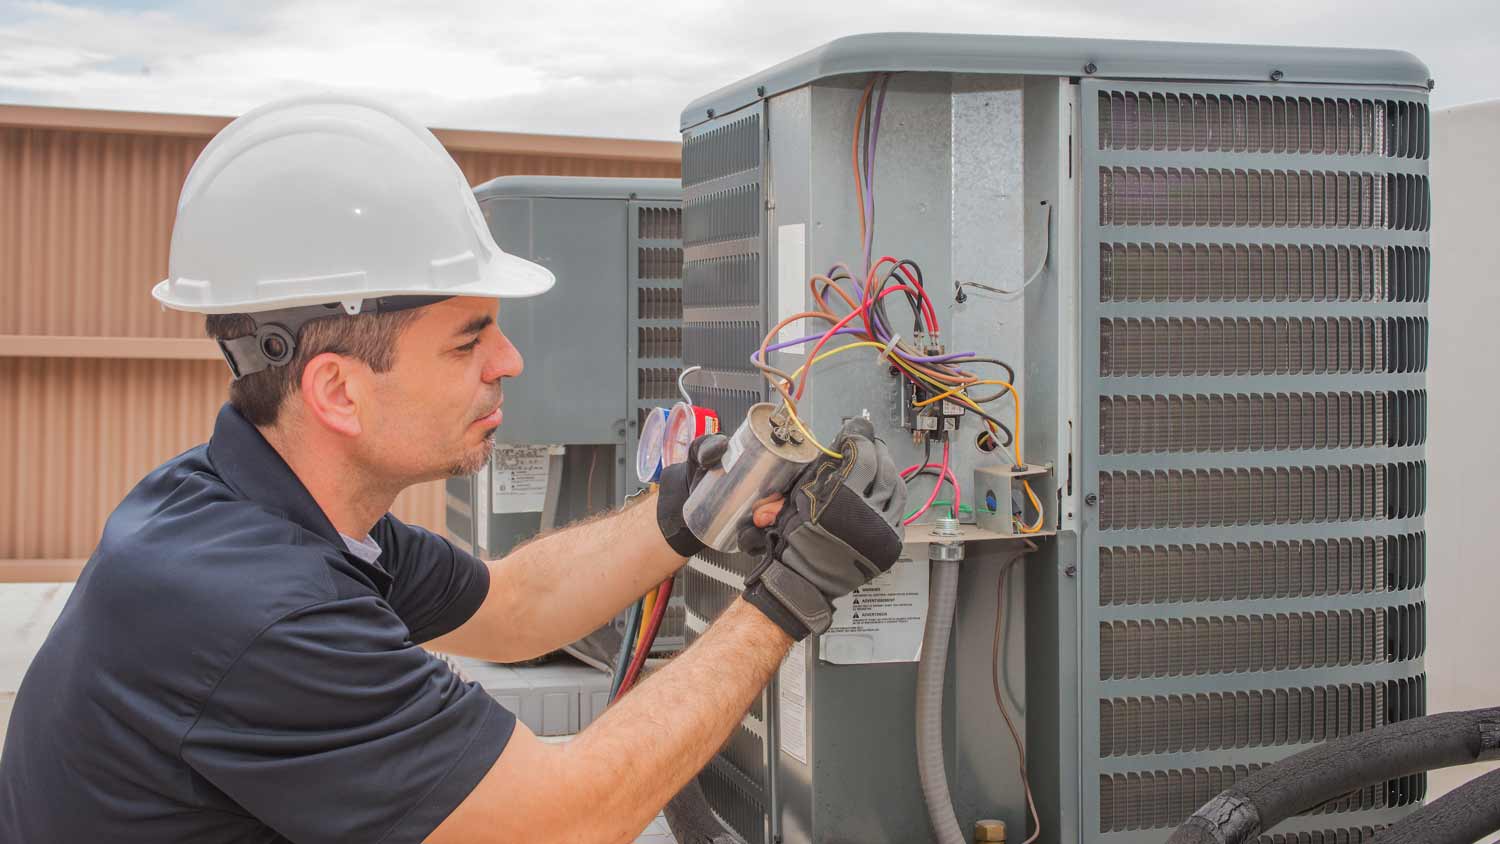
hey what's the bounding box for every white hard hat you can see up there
[153,93,554,316]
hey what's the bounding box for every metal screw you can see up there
[1270,69,1284,82]
[1083,62,1097,75]
[1085,492,1099,506]
[1064,565,1077,577]
[1427,78,1437,90]
[756,85,767,97]
[706,108,716,118]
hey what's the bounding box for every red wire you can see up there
[795,284,922,400]
[617,578,672,697]
[898,264,939,330]
[902,441,953,526]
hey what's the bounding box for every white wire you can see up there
[955,202,1053,300]
[677,365,700,405]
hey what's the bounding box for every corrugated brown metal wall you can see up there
[0,107,679,578]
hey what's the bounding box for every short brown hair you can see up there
[205,309,422,427]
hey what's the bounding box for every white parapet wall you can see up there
[1427,98,1500,801]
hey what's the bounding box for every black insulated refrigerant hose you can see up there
[1374,765,1500,844]
[1166,706,1500,844]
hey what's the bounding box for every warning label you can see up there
[818,557,928,664]
[490,445,553,514]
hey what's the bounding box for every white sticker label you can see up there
[776,223,807,354]
[490,445,551,514]
[778,639,809,764]
[818,557,929,664]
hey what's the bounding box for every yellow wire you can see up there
[636,588,656,651]
[771,339,1048,534]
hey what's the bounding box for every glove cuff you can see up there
[743,560,833,640]
[656,463,705,558]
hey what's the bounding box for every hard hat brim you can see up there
[153,251,556,315]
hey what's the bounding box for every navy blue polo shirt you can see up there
[0,404,514,843]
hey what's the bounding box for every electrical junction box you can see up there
[678,33,1430,844]
[445,176,686,666]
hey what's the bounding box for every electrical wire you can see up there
[994,555,1042,844]
[618,577,673,697]
[901,440,954,525]
[954,202,1053,302]
[677,365,700,405]
[608,598,643,701]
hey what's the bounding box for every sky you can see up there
[0,0,1495,141]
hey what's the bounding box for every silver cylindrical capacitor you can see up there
[683,403,821,553]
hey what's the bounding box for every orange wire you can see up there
[852,78,876,248]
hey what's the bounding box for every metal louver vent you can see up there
[1099,317,1431,377]
[637,206,682,240]
[685,385,762,433]
[638,287,683,320]
[637,367,684,401]
[683,254,761,308]
[638,247,684,280]
[682,113,761,186]
[683,321,762,373]
[1098,607,1407,680]
[1097,91,1430,159]
[721,723,769,789]
[684,566,741,624]
[1098,463,1427,529]
[636,326,682,359]
[683,184,761,246]
[1254,826,1383,844]
[1100,764,1384,833]
[1099,167,1406,229]
[1098,391,1430,453]
[698,761,766,844]
[1105,243,1366,303]
[1097,534,1430,605]
[1085,77,1427,841]
[1100,681,1386,757]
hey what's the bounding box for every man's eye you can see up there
[456,338,480,352]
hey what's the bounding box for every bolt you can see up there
[1270,69,1284,82]
[706,108,716,118]
[1085,492,1099,506]
[1064,565,1077,577]
[1083,62,1097,75]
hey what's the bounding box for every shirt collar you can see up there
[205,403,345,549]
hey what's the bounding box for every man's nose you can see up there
[482,329,523,382]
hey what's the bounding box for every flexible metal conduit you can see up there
[916,548,965,844]
[1167,707,1500,844]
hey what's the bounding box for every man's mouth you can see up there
[475,399,503,428]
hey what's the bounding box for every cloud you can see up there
[0,0,1494,139]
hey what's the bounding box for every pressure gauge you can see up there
[635,406,671,483]
[663,402,721,468]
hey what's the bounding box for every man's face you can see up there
[358,296,522,484]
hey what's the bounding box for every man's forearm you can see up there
[427,598,793,844]
[431,492,683,662]
[558,599,792,841]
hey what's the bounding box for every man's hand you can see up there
[655,434,728,558]
[740,418,906,640]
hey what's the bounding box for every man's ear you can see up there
[298,352,363,438]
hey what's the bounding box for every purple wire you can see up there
[751,328,975,364]
[863,76,888,276]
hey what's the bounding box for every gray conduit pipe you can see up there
[1168,706,1500,844]
[916,548,966,844]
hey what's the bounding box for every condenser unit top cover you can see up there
[681,32,1431,130]
[474,175,680,203]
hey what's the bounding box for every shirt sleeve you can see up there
[181,597,515,844]
[372,513,490,643]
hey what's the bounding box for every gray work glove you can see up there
[741,418,907,640]
[656,434,729,557]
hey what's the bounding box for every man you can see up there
[0,95,906,843]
